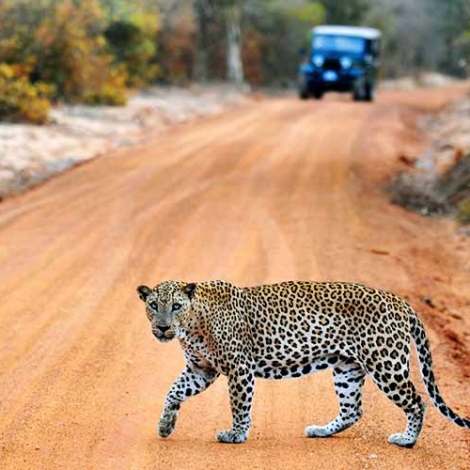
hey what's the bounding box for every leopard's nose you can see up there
[157,325,170,334]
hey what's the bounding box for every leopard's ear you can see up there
[137,285,152,302]
[183,283,197,299]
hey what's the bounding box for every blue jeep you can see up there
[298,25,381,102]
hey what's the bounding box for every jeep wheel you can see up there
[353,80,366,101]
[364,83,375,102]
[312,89,324,100]
[353,86,363,101]
[298,75,310,100]
[353,81,375,102]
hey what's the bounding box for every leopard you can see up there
[136,280,470,448]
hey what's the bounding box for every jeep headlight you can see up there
[313,54,324,67]
[340,57,353,69]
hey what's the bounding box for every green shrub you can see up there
[458,198,470,224]
[0,63,53,124]
[83,67,128,105]
[105,12,160,87]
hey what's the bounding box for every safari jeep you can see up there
[298,25,381,102]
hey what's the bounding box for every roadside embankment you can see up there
[389,92,470,226]
[0,85,249,199]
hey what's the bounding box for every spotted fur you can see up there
[136,280,470,447]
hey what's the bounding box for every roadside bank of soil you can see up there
[389,92,470,226]
[379,72,458,91]
[0,84,249,199]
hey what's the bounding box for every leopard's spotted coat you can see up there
[137,280,470,447]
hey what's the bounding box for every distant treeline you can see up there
[1,0,469,123]
[166,0,470,84]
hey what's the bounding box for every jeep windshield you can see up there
[313,35,365,54]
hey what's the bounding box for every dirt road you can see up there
[0,88,469,470]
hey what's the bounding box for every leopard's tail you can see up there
[409,309,470,429]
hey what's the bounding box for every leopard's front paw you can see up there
[158,408,178,438]
[216,429,248,444]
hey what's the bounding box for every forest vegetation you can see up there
[1,0,470,123]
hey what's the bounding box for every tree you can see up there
[105,12,160,86]
[156,0,325,86]
[156,0,197,83]
[431,0,470,76]
[243,0,325,86]
[223,0,244,85]
[203,0,245,86]
[192,0,245,86]
[321,0,371,25]
[193,0,211,81]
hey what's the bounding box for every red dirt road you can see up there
[0,88,469,470]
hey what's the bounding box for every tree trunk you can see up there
[225,2,244,86]
[194,0,209,82]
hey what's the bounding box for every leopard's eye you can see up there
[149,301,158,310]
[172,303,182,312]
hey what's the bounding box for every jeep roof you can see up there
[312,25,381,40]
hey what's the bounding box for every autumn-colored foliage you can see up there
[0,0,155,122]
[157,2,197,84]
[2,0,470,124]
[0,63,53,124]
[33,0,127,104]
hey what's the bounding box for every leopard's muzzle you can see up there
[152,325,175,343]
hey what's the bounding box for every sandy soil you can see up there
[0,87,469,470]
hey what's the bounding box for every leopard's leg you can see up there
[159,365,219,438]
[365,347,426,448]
[305,359,366,438]
[216,362,255,444]
[376,379,426,448]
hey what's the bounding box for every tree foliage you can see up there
[157,0,326,85]
[0,0,159,122]
[156,0,470,84]
[321,0,370,25]
[34,0,127,103]
[1,0,470,124]
[365,0,470,78]
[244,0,325,86]
[0,63,52,124]
[105,12,160,86]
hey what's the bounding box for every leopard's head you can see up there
[136,281,196,343]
